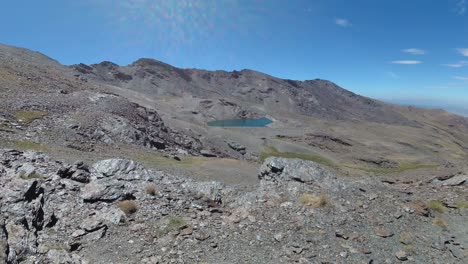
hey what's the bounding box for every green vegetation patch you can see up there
[130,149,204,168]
[3,140,49,152]
[167,216,187,230]
[427,200,446,213]
[14,110,48,124]
[259,146,334,166]
[154,216,188,238]
[345,162,438,174]
[456,201,468,209]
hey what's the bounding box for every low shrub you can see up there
[298,193,328,208]
[145,184,157,196]
[117,200,138,215]
[432,217,448,229]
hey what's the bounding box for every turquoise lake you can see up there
[207,117,273,127]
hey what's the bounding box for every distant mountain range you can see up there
[382,98,468,117]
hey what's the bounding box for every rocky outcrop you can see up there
[71,97,203,154]
[0,152,150,263]
[92,159,147,179]
[227,141,246,155]
[433,174,468,186]
[57,161,91,183]
[196,99,260,120]
[259,157,347,191]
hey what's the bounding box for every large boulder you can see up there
[181,181,225,205]
[80,181,129,202]
[258,157,347,191]
[92,159,148,180]
[433,174,468,186]
[78,158,152,202]
[227,141,246,155]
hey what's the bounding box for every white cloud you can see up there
[391,60,422,65]
[402,48,427,55]
[456,0,466,15]
[457,48,468,56]
[454,76,468,81]
[443,61,468,68]
[335,18,352,27]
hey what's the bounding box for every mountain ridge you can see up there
[1,43,467,174]
[71,57,418,126]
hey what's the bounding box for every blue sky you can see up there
[1,0,468,112]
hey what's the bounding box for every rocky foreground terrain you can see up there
[0,43,468,263]
[0,149,467,263]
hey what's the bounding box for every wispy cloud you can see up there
[335,18,352,28]
[443,61,468,68]
[456,0,466,15]
[391,60,422,65]
[426,83,467,89]
[402,48,426,55]
[426,85,453,89]
[454,75,468,81]
[386,71,399,79]
[457,48,468,56]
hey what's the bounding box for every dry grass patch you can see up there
[15,110,48,124]
[117,200,138,215]
[145,184,157,196]
[298,193,329,208]
[432,217,448,229]
[404,245,416,255]
[20,172,45,180]
[130,149,204,168]
[399,232,412,245]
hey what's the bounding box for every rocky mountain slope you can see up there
[72,58,417,125]
[67,48,468,173]
[0,44,205,156]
